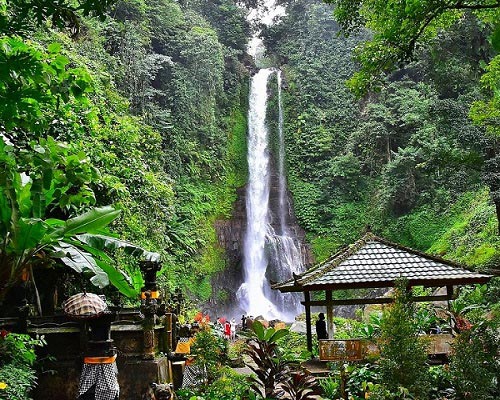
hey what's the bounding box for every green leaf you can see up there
[30,178,44,219]
[263,327,276,341]
[76,234,160,262]
[269,328,289,343]
[51,241,109,288]
[491,23,500,52]
[52,206,121,238]
[11,218,47,253]
[0,189,12,233]
[69,240,114,264]
[252,320,265,340]
[94,259,140,298]
[47,42,61,54]
[16,175,32,218]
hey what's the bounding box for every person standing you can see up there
[224,320,231,340]
[315,312,328,340]
[230,318,236,340]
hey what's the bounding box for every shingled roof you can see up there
[273,233,492,292]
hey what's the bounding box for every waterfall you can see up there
[236,1,304,321]
[237,68,279,319]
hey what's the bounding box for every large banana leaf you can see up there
[0,189,12,233]
[51,241,109,288]
[75,234,160,262]
[48,206,121,240]
[94,259,142,298]
[11,218,47,254]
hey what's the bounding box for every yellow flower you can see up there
[0,382,8,390]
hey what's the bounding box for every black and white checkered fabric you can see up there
[78,362,119,400]
[181,364,207,388]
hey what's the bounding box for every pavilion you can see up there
[272,232,493,352]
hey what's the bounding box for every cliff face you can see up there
[211,155,313,318]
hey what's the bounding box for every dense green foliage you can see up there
[0,333,45,400]
[264,0,499,269]
[374,280,431,399]
[0,0,249,304]
[1,0,498,313]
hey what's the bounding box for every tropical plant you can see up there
[244,320,290,399]
[345,363,380,400]
[376,278,431,399]
[318,376,340,399]
[428,365,454,400]
[358,312,383,339]
[190,325,228,385]
[192,366,251,400]
[281,370,319,400]
[0,331,45,400]
[450,319,499,400]
[0,136,159,307]
[1,0,116,36]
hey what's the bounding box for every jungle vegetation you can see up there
[1,0,250,306]
[0,0,498,309]
[265,0,499,271]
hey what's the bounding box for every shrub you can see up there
[0,333,45,400]
[177,366,250,400]
[318,376,340,399]
[450,320,499,400]
[0,364,37,400]
[376,279,431,399]
[190,326,228,385]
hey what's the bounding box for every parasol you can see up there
[62,293,107,320]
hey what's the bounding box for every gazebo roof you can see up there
[273,233,492,292]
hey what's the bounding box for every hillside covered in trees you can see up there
[264,0,499,271]
[1,0,498,309]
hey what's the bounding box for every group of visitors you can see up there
[215,317,236,340]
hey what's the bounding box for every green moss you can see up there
[309,235,341,263]
[428,189,499,268]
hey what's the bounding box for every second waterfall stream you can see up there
[236,66,305,321]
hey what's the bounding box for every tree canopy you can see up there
[326,0,500,97]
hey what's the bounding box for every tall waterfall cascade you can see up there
[236,1,305,322]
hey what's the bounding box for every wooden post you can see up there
[326,290,334,338]
[305,291,312,354]
[447,285,454,332]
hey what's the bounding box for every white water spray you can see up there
[236,1,304,321]
[237,68,279,319]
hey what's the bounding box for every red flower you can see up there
[0,330,9,338]
[456,316,472,332]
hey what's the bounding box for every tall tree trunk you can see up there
[496,199,500,236]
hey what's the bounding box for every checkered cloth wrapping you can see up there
[181,364,207,388]
[62,293,107,319]
[78,362,119,400]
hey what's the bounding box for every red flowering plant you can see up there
[193,312,211,328]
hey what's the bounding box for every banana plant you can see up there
[0,136,159,304]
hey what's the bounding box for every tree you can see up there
[325,0,500,96]
[375,279,431,399]
[1,0,116,36]
[326,0,500,234]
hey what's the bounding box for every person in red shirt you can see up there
[224,320,231,339]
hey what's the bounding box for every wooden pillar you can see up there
[446,285,454,301]
[304,291,312,354]
[326,290,334,338]
[446,285,454,331]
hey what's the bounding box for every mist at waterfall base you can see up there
[236,69,305,323]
